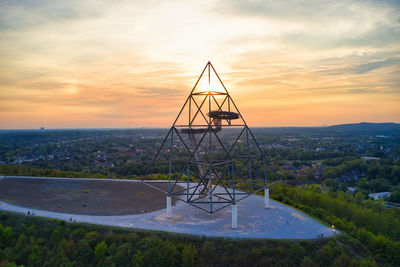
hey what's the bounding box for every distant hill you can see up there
[327,122,400,133]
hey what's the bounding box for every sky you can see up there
[0,0,399,129]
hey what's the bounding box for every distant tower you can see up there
[145,62,268,225]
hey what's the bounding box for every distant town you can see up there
[1,123,399,203]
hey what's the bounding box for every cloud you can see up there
[0,0,102,31]
[279,24,400,50]
[222,0,400,21]
[348,58,400,74]
[0,0,399,128]
[219,0,400,52]
[135,87,185,98]
[346,88,376,94]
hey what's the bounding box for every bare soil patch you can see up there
[0,178,179,215]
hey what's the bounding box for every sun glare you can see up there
[195,63,227,95]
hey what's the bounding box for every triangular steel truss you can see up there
[144,62,267,213]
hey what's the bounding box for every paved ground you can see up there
[0,177,179,215]
[0,176,336,239]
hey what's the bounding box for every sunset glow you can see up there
[0,0,399,129]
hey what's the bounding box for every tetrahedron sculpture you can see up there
[144,62,268,215]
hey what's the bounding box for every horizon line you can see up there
[0,121,399,131]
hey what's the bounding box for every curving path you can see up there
[0,176,336,239]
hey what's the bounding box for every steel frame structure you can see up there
[144,61,267,213]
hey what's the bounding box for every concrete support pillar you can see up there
[232,203,237,229]
[264,188,270,208]
[166,196,172,219]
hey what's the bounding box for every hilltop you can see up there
[326,122,400,134]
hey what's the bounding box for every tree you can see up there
[94,240,107,263]
[28,244,43,266]
[300,256,317,267]
[182,244,197,267]
[75,240,93,265]
[354,191,365,203]
[323,167,338,179]
[0,225,13,246]
[63,240,76,260]
[50,228,61,247]
[287,243,306,260]
[332,253,351,267]
[132,249,143,267]
[0,260,17,267]
[368,179,390,193]
[323,178,339,190]
[388,190,400,203]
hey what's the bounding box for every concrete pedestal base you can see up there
[232,203,237,229]
[264,188,269,208]
[166,196,172,219]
